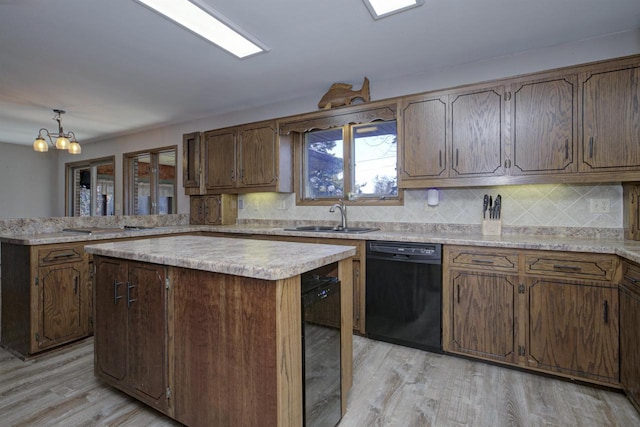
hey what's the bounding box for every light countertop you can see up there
[84,235,356,280]
[5,223,640,264]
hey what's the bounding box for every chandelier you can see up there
[33,109,81,154]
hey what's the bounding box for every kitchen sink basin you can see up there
[284,225,378,234]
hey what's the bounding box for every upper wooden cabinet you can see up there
[186,55,640,191]
[399,86,507,182]
[184,120,292,195]
[399,94,447,180]
[450,85,507,178]
[398,55,640,188]
[237,122,279,188]
[182,131,202,194]
[510,75,577,175]
[580,60,640,172]
[204,128,236,191]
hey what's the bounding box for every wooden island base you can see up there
[89,236,354,427]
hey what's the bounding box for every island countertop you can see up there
[84,235,356,280]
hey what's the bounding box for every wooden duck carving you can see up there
[318,77,370,109]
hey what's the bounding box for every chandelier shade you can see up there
[33,109,81,154]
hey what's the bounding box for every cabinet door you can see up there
[189,196,205,225]
[621,284,640,409]
[400,96,447,179]
[182,131,201,189]
[581,64,640,171]
[204,129,236,190]
[238,122,277,187]
[37,264,84,349]
[450,87,505,177]
[527,277,619,382]
[450,271,517,363]
[127,263,167,406]
[94,257,128,381]
[511,76,576,175]
[203,195,223,225]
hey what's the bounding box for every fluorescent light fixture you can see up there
[363,0,424,20]
[134,0,267,58]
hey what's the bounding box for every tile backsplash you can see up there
[238,184,622,229]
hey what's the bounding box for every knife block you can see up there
[482,218,502,236]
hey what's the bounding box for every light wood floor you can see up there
[1,336,639,427]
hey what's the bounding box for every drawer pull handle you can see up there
[624,275,640,284]
[552,264,582,272]
[471,259,495,264]
[52,252,75,259]
[603,300,609,324]
[74,276,78,295]
[457,284,460,304]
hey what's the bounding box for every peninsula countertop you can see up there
[84,235,357,280]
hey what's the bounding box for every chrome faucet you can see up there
[329,199,347,229]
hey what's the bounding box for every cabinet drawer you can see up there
[622,260,640,293]
[447,247,518,272]
[38,244,84,266]
[524,252,617,281]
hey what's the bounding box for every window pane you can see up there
[68,159,115,217]
[304,128,344,199]
[74,168,91,216]
[352,121,398,197]
[157,150,176,214]
[132,154,151,215]
[95,164,115,216]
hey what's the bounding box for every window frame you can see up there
[279,100,402,206]
[65,156,116,216]
[123,145,177,215]
[295,121,402,206]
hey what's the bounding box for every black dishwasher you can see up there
[365,241,442,353]
[301,274,342,427]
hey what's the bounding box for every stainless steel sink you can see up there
[284,225,378,234]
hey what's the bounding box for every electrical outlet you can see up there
[589,198,610,213]
[276,200,287,210]
[238,198,244,210]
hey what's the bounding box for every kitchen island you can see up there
[84,235,355,427]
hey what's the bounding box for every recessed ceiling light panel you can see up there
[134,0,268,59]
[363,0,424,20]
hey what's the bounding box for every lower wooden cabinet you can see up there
[94,257,168,413]
[526,277,619,383]
[450,270,518,364]
[621,260,640,411]
[37,262,85,349]
[189,194,237,225]
[443,245,620,387]
[1,242,90,358]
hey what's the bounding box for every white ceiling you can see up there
[1,0,639,147]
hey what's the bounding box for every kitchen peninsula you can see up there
[84,235,355,427]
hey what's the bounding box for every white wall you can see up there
[1,29,638,221]
[0,142,58,218]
